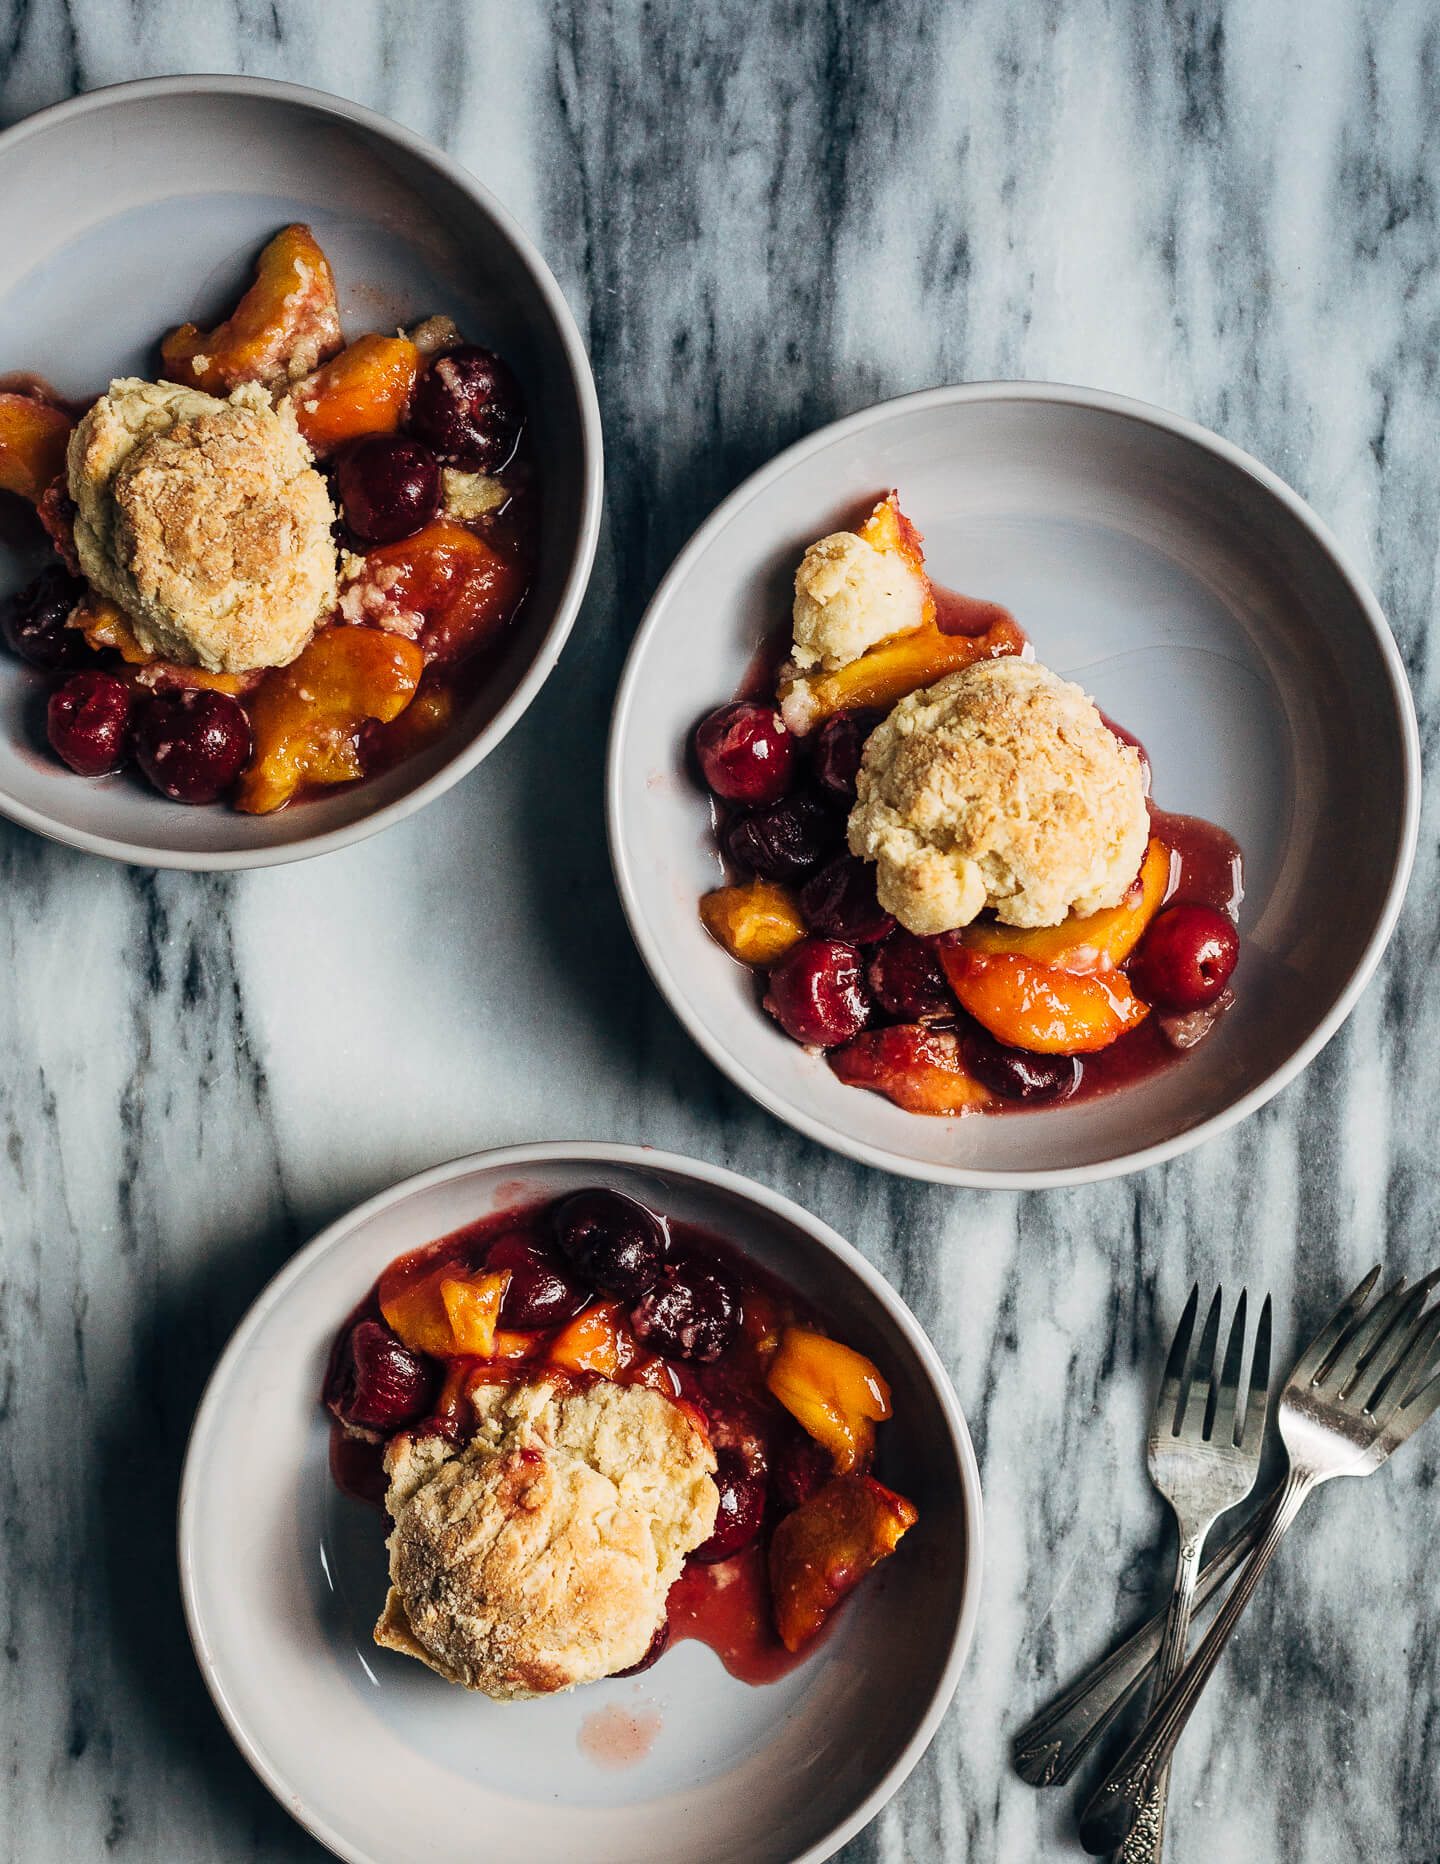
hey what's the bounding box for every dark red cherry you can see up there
[134,688,252,803]
[334,435,441,544]
[724,791,837,881]
[552,1188,669,1299]
[867,930,956,1020]
[2,564,88,670]
[630,1253,741,1362]
[694,701,794,805]
[769,1419,833,1512]
[325,1320,437,1433]
[798,854,894,943]
[46,671,133,776]
[811,707,884,801]
[693,1448,767,1562]
[486,1233,590,1329]
[764,937,870,1047]
[961,1021,1081,1103]
[1129,904,1239,1011]
[407,344,524,472]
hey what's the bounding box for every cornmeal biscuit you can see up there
[68,377,337,673]
[789,528,928,673]
[375,1378,717,1700]
[848,657,1149,934]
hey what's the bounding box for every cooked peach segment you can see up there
[700,879,807,966]
[378,1264,494,1359]
[547,1301,639,1377]
[940,947,1150,1053]
[766,1326,892,1474]
[489,1329,545,1363]
[778,613,1026,735]
[959,837,1170,973]
[235,625,424,814]
[289,333,421,457]
[71,594,152,665]
[161,223,343,395]
[358,519,527,664]
[829,1024,994,1114]
[855,490,932,606]
[769,1473,918,1651]
[0,393,72,503]
[439,1272,510,1358]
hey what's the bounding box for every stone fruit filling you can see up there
[693,493,1243,1116]
[0,224,534,812]
[322,1188,918,1697]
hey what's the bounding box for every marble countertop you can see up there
[2,3,1438,1860]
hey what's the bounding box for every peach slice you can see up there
[0,393,72,503]
[940,946,1150,1053]
[161,223,343,395]
[766,1326,892,1474]
[289,333,422,457]
[380,1265,508,1360]
[769,1473,918,1651]
[354,519,527,664]
[959,837,1170,973]
[439,1273,510,1358]
[700,878,807,966]
[547,1301,640,1377]
[235,625,424,814]
[778,612,1026,735]
[829,1024,994,1114]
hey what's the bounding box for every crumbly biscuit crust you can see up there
[375,1378,717,1700]
[848,657,1149,934]
[790,529,927,673]
[68,377,337,673]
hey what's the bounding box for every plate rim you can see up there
[606,378,1421,1188]
[177,1139,985,1864]
[0,73,604,870]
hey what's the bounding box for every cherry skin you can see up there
[485,1233,590,1329]
[1128,903,1239,1012]
[324,1320,437,1433]
[552,1188,670,1299]
[724,791,837,881]
[407,344,524,472]
[134,688,252,804]
[764,937,870,1047]
[692,1448,767,1562]
[630,1252,742,1362]
[2,565,89,671]
[798,854,894,944]
[46,671,134,777]
[694,701,794,806]
[961,1020,1081,1103]
[334,435,442,544]
[867,930,956,1021]
[810,707,884,801]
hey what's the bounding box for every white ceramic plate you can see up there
[608,384,1420,1186]
[0,77,602,867]
[179,1143,982,1864]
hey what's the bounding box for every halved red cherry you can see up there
[334,435,441,544]
[810,707,884,801]
[1128,904,1239,1012]
[135,688,252,803]
[724,791,836,880]
[867,930,955,1021]
[798,854,893,944]
[407,344,524,472]
[764,937,870,1047]
[630,1251,742,1362]
[960,1020,1081,1103]
[325,1319,437,1433]
[553,1188,670,1299]
[695,701,794,806]
[693,1447,767,1562]
[486,1233,590,1329]
[3,565,88,671]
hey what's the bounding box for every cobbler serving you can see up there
[692,494,1243,1115]
[0,224,534,811]
[323,1187,917,1697]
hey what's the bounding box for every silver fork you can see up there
[1079,1266,1440,1855]
[1114,1286,1270,1863]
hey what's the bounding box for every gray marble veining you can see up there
[2,2,1439,1859]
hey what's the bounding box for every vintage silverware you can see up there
[1115,1285,1270,1862]
[1079,1266,1440,1854]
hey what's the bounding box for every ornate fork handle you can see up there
[1011,1495,1275,1788]
[1078,1472,1311,1854]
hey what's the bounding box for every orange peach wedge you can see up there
[769,1473,918,1651]
[830,1023,994,1114]
[958,837,1170,973]
[767,1326,893,1474]
[161,223,343,394]
[0,393,72,503]
[700,878,807,966]
[940,946,1150,1053]
[290,333,422,457]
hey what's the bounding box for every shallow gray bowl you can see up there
[0,76,601,868]
[609,384,1420,1186]
[179,1142,981,1864]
